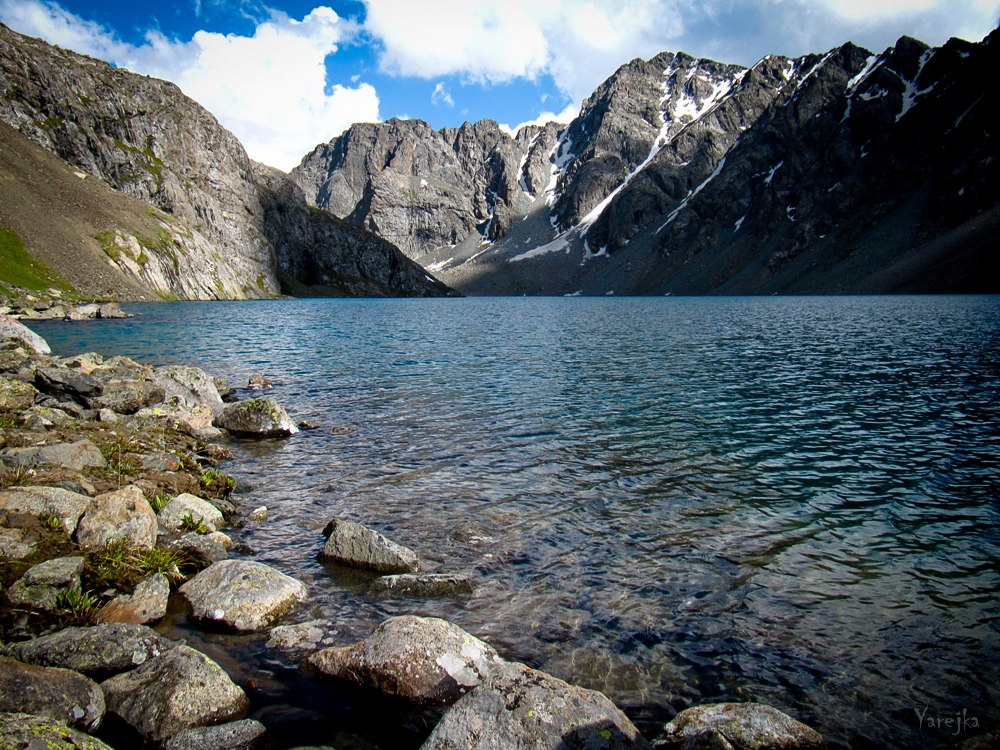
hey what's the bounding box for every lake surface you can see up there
[31,296,1000,749]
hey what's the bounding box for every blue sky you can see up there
[1,0,996,170]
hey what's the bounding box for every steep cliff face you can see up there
[293,31,997,295]
[0,23,450,300]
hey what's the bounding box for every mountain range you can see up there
[1,21,997,300]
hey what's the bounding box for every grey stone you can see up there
[319,519,419,573]
[151,365,225,417]
[654,703,825,750]
[89,378,165,414]
[370,572,473,597]
[305,615,501,706]
[6,623,177,679]
[422,660,650,750]
[164,719,267,750]
[0,486,92,535]
[0,527,36,559]
[101,644,248,743]
[0,711,114,749]
[96,573,170,624]
[2,439,106,471]
[247,505,268,522]
[0,314,50,354]
[167,532,229,568]
[266,620,326,650]
[180,559,307,632]
[75,485,158,550]
[158,493,225,534]
[214,397,299,437]
[6,555,84,612]
[34,366,103,404]
[0,655,105,731]
[0,376,36,411]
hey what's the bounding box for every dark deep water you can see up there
[32,295,1000,749]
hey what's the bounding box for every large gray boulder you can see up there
[75,485,158,550]
[179,559,307,632]
[151,365,225,417]
[6,555,84,612]
[0,314,50,354]
[158,493,225,534]
[101,644,248,743]
[0,485,93,535]
[4,623,178,679]
[90,378,165,414]
[654,703,825,749]
[318,519,419,573]
[0,711,114,749]
[421,660,651,750]
[1,439,106,471]
[0,655,105,732]
[34,366,103,405]
[164,719,267,750]
[305,615,501,706]
[214,397,299,437]
[167,531,229,568]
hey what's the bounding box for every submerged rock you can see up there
[0,711,113,749]
[75,485,157,550]
[370,572,473,597]
[101,644,248,743]
[214,397,299,437]
[318,519,420,573]
[0,655,105,731]
[180,559,307,632]
[654,703,826,749]
[6,555,84,612]
[164,718,267,750]
[305,615,501,706]
[0,485,93,535]
[4,623,178,679]
[266,620,327,651]
[422,660,651,750]
[0,314,51,354]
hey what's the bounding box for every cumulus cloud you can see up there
[0,1,380,170]
[499,102,580,136]
[431,81,454,107]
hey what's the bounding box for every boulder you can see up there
[97,302,129,319]
[6,555,84,612]
[422,661,650,750]
[318,519,419,573]
[0,655,105,731]
[138,397,221,439]
[34,366,103,405]
[654,703,825,750]
[5,623,177,679]
[247,505,268,522]
[305,615,501,706]
[370,572,473,597]
[0,527,36,559]
[61,352,105,374]
[75,485,158,550]
[0,711,114,749]
[164,719,267,750]
[0,376,36,411]
[158,493,225,534]
[101,644,248,743]
[179,559,307,632]
[96,573,170,624]
[0,314,50,354]
[89,378,165,414]
[150,365,225,417]
[266,620,327,651]
[1,439,106,471]
[214,397,299,437]
[0,485,93,535]
[247,374,273,389]
[167,532,229,568]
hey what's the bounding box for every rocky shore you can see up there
[1,313,841,749]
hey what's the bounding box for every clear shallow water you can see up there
[32,296,1000,749]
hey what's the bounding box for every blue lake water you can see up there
[30,296,1000,749]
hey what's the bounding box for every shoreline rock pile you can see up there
[1,315,836,750]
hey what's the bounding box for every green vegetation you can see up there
[54,586,99,623]
[99,432,143,485]
[84,539,190,591]
[0,226,73,294]
[149,493,171,512]
[0,464,32,488]
[198,468,236,499]
[0,412,20,428]
[180,512,210,535]
[256,272,267,291]
[114,134,166,189]
[41,115,64,128]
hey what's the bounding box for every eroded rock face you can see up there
[101,644,248,743]
[214,397,299,437]
[422,660,651,750]
[318,519,419,573]
[179,559,307,632]
[75,485,157,550]
[0,655,105,732]
[4,623,178,679]
[0,711,114,749]
[654,703,825,750]
[305,615,501,706]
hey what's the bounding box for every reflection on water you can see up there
[33,295,1000,749]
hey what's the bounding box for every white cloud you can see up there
[0,1,380,171]
[431,81,454,107]
[499,102,580,136]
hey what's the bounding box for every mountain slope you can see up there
[0,22,451,300]
[293,32,998,295]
